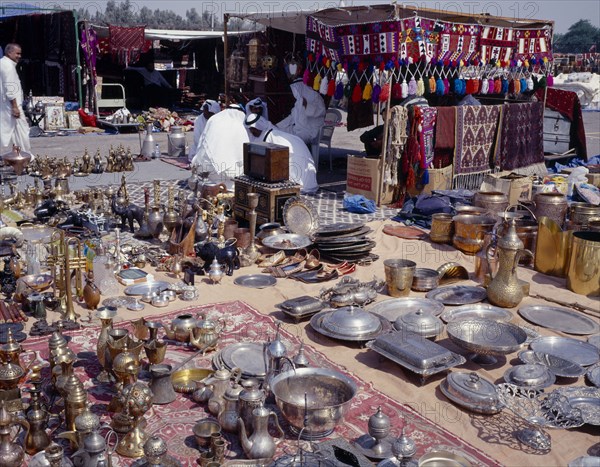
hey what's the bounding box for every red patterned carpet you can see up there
[160,156,190,169]
[21,301,500,466]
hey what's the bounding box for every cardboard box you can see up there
[407,164,454,197]
[346,155,394,205]
[480,172,533,205]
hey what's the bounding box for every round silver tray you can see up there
[233,274,277,289]
[426,286,487,306]
[283,197,319,236]
[553,386,600,425]
[261,233,312,251]
[124,281,171,296]
[352,434,394,460]
[314,222,364,236]
[569,456,600,467]
[310,309,392,342]
[588,334,600,350]
[367,298,444,322]
[530,336,600,367]
[213,342,266,378]
[518,350,586,378]
[518,305,600,336]
[441,304,513,323]
[587,364,600,388]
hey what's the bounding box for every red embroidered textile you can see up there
[535,87,587,159]
[109,25,151,65]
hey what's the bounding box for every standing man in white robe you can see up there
[190,103,249,190]
[189,99,220,161]
[245,113,318,194]
[0,43,31,152]
[277,78,326,145]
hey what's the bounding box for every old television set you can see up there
[243,142,289,182]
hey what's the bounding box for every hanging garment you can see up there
[417,105,438,168]
[433,106,456,168]
[453,105,502,190]
[497,102,544,171]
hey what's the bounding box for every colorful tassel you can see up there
[327,78,336,96]
[520,78,527,93]
[408,78,418,96]
[547,74,554,87]
[302,68,310,85]
[401,80,409,98]
[429,77,436,94]
[416,78,425,96]
[526,77,534,91]
[422,168,430,185]
[501,78,509,94]
[334,81,344,99]
[493,78,502,94]
[351,83,362,103]
[443,78,450,95]
[392,82,402,99]
[509,79,515,93]
[481,78,489,94]
[319,75,329,94]
[488,79,495,94]
[343,82,352,98]
[372,84,381,102]
[538,75,547,89]
[362,82,373,100]
[312,73,322,92]
[436,78,445,95]
[380,83,390,102]
[306,72,315,88]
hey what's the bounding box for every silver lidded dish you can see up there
[446,318,527,366]
[393,309,444,340]
[440,371,504,414]
[503,364,556,390]
[310,306,391,342]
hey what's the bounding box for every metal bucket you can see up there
[452,214,497,255]
[168,126,187,158]
[534,217,573,277]
[567,231,600,296]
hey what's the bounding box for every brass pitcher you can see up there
[486,216,533,308]
[0,400,29,467]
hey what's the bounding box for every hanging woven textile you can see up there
[108,25,149,66]
[434,19,480,64]
[513,27,553,64]
[496,102,544,171]
[453,105,502,190]
[480,25,516,65]
[399,16,440,63]
[335,20,401,64]
[306,16,340,62]
[385,105,409,187]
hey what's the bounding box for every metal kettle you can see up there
[140,124,155,159]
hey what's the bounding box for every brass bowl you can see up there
[193,419,221,449]
[20,273,53,291]
[171,368,213,394]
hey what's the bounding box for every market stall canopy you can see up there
[91,24,250,41]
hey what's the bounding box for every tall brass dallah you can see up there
[486,215,533,308]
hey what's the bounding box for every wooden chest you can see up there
[243,142,289,182]
[234,176,300,225]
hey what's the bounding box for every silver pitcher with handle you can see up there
[167,126,187,158]
[238,404,284,460]
[140,124,155,159]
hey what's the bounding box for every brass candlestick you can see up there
[244,192,260,262]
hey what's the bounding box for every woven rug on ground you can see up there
[21,301,500,467]
[161,157,191,170]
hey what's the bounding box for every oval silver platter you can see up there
[261,233,312,251]
[586,364,600,387]
[530,336,600,367]
[233,274,277,289]
[310,310,392,342]
[588,334,600,350]
[367,298,445,322]
[519,304,600,335]
[425,286,487,306]
[124,281,171,296]
[441,304,513,323]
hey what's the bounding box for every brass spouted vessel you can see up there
[486,214,533,308]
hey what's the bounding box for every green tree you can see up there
[554,20,600,53]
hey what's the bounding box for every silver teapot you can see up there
[238,405,284,460]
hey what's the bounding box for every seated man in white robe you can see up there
[245,113,318,194]
[189,99,220,161]
[245,97,269,121]
[277,78,326,145]
[190,103,249,190]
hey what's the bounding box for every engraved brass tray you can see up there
[283,197,319,236]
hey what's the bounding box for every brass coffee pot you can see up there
[486,214,532,308]
[0,400,29,467]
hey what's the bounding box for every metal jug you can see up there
[167,126,187,158]
[148,364,177,405]
[238,405,284,460]
[140,124,155,159]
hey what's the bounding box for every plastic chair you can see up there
[311,108,342,171]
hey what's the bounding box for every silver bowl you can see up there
[270,367,357,440]
[446,318,528,365]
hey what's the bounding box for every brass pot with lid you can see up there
[0,357,25,390]
[1,145,33,176]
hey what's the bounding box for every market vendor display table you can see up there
[10,220,600,466]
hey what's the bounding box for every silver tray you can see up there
[366,332,466,376]
[312,235,370,245]
[441,304,513,323]
[124,281,171,296]
[352,434,394,460]
[367,298,444,322]
[313,225,373,240]
[314,223,364,236]
[569,456,600,467]
[587,334,600,349]
[553,387,600,425]
[518,350,586,378]
[283,197,319,236]
[530,336,600,367]
[310,310,391,342]
[261,233,312,251]
[426,286,487,306]
[214,342,266,378]
[317,241,375,252]
[233,274,277,289]
[519,305,600,335]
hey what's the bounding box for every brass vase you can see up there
[83,271,101,310]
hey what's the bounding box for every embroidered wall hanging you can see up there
[513,27,553,63]
[399,16,439,63]
[497,102,544,171]
[480,26,516,64]
[306,16,340,62]
[335,20,401,63]
[108,25,151,66]
[434,20,480,64]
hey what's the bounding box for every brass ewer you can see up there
[486,214,533,308]
[0,400,29,467]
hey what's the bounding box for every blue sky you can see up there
[9,1,600,33]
